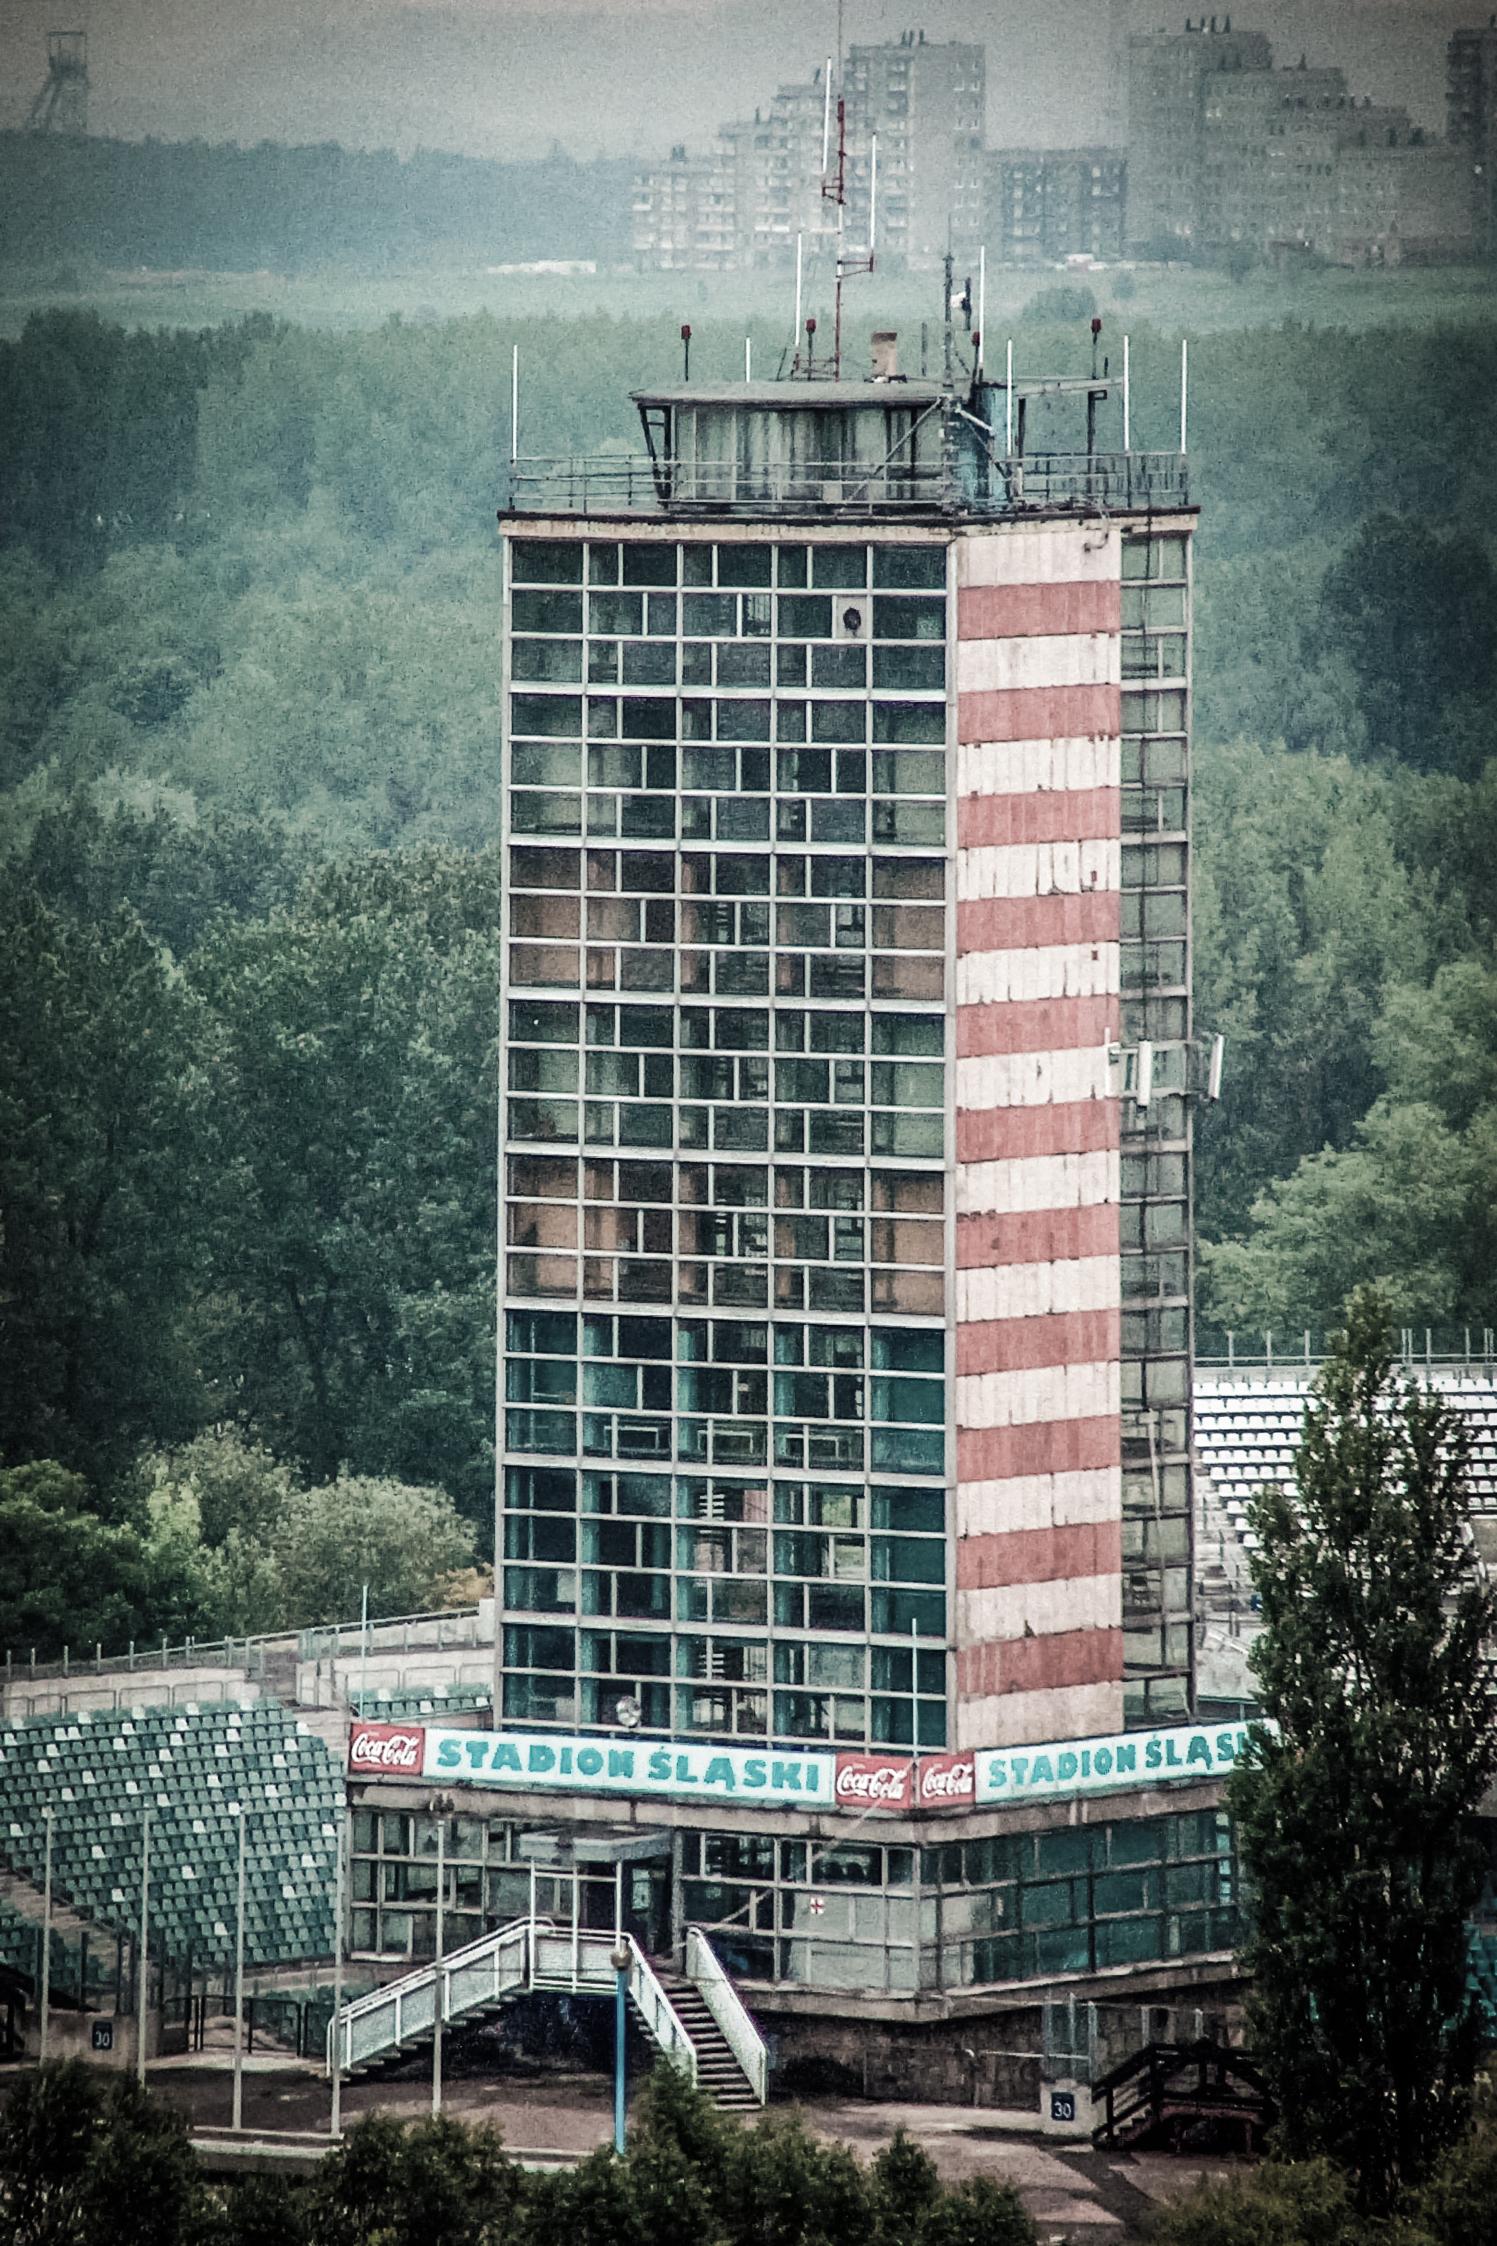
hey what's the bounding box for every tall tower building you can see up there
[1127,17,1274,250]
[497,342,1196,1783]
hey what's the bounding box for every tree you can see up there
[129,1427,296,1550]
[913,2178,1034,2246]
[314,2110,525,2246]
[1141,2157,1363,2246]
[1230,1288,1497,2211]
[871,2131,943,2244]
[270,1472,475,1628]
[721,2113,874,2246]
[0,1461,202,1663]
[0,2061,203,2246]
[1316,516,1496,776]
[189,851,500,1522]
[0,886,210,1481]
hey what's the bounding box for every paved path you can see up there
[14,2055,1233,2239]
[158,2060,1233,2238]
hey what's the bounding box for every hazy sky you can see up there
[0,0,1471,159]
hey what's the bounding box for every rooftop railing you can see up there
[505,449,1190,519]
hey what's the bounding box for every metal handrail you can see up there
[327,1918,698,2086]
[686,1924,768,2103]
[4,1603,491,1692]
[506,449,1188,518]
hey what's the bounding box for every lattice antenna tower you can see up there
[27,31,90,136]
[816,15,876,380]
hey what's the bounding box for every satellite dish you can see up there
[614,1697,643,1731]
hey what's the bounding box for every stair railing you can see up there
[329,1917,700,2085]
[328,1915,545,2076]
[685,1925,768,2104]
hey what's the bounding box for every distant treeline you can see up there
[0,131,635,272]
[2,302,1497,1527]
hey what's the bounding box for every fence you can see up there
[1198,1327,1497,1375]
[3,1603,492,1704]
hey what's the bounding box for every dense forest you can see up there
[1,299,1495,1647]
[0,132,635,273]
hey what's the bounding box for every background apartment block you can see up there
[844,33,986,271]
[1132,18,1475,264]
[1448,20,1497,255]
[987,148,1127,266]
[633,33,983,274]
[1126,18,1273,252]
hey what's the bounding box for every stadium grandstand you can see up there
[3,1349,1496,2074]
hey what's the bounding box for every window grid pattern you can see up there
[349,1804,1241,1994]
[1119,529,1193,1728]
[500,534,952,1757]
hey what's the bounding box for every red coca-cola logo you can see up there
[917,1754,976,1809]
[348,1723,425,1775]
[835,1754,915,1811]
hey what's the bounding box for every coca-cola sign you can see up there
[834,1754,915,1812]
[917,1754,976,1810]
[348,1723,426,1777]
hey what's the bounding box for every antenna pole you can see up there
[976,246,986,380]
[942,250,955,386]
[1005,337,1014,453]
[832,94,847,379]
[1123,333,1131,452]
[794,234,804,358]
[821,57,833,177]
[510,344,519,465]
[744,336,752,380]
[1179,337,1189,452]
[869,135,878,261]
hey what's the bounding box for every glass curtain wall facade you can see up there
[349,1798,1241,1989]
[497,507,1194,1757]
[501,528,954,1753]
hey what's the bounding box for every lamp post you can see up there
[136,1810,151,2087]
[232,1808,246,2133]
[39,1807,54,2062]
[432,1812,445,2118]
[610,1939,631,2156]
[330,1811,345,2140]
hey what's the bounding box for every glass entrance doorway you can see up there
[521,1834,673,1958]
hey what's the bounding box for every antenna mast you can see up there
[821,46,875,379]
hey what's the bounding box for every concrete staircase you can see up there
[656,1970,761,2111]
[330,1919,767,2113]
[0,1861,102,1946]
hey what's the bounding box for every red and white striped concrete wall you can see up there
[951,522,1124,1749]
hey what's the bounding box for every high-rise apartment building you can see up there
[632,33,985,273]
[1130,21,1475,265]
[1127,18,1274,250]
[988,148,1128,265]
[845,33,986,270]
[1448,21,1497,254]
